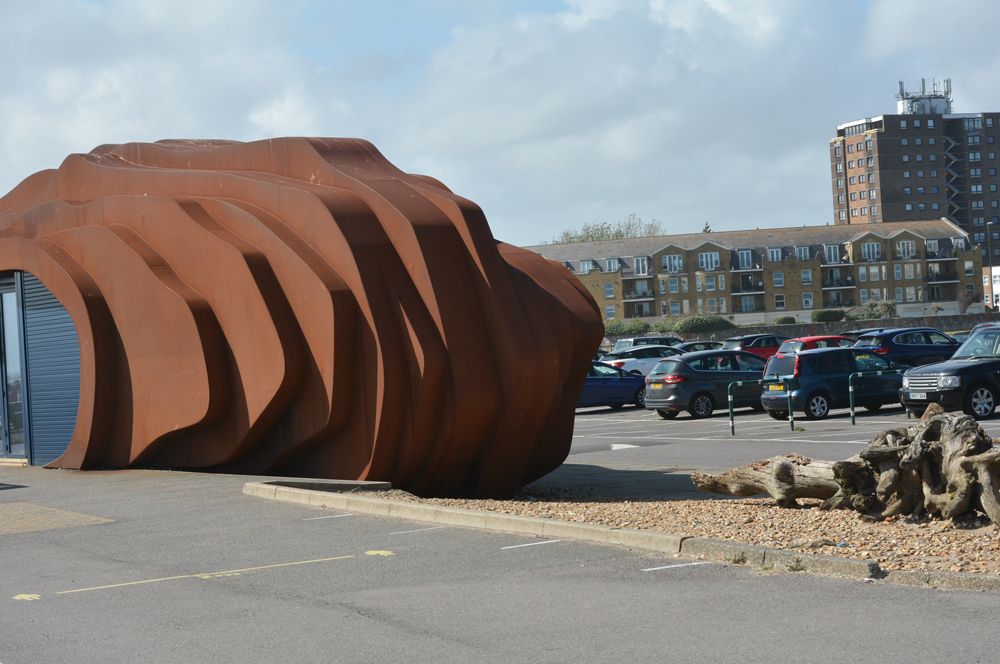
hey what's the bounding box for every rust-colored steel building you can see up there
[0,138,603,498]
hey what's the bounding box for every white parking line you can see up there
[642,562,713,572]
[501,539,562,550]
[302,514,353,520]
[389,526,447,535]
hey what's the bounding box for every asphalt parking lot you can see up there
[530,403,1000,499]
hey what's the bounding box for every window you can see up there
[927,240,938,255]
[580,260,593,273]
[719,297,727,314]
[801,269,812,285]
[774,294,785,310]
[848,144,854,153]
[707,298,717,314]
[848,160,855,169]
[660,301,667,316]
[663,254,682,273]
[773,272,784,287]
[931,186,939,194]
[901,138,909,147]
[836,163,843,173]
[768,248,782,262]
[659,279,666,294]
[605,305,615,320]
[634,256,648,275]
[869,189,876,200]
[839,210,847,221]
[835,146,843,156]
[696,275,703,292]
[868,173,876,182]
[803,293,813,308]
[905,204,913,211]
[894,264,902,280]
[870,288,880,302]
[904,187,911,195]
[866,140,873,150]
[851,208,859,217]
[869,265,880,282]
[681,277,689,293]
[861,242,880,261]
[718,275,725,290]
[860,191,867,199]
[851,192,857,201]
[904,264,914,279]
[915,138,922,146]
[906,286,916,302]
[849,176,856,185]
[930,154,937,162]
[837,178,844,189]
[974,232,986,243]
[972,184,984,194]
[966,261,975,276]
[928,119,935,129]
[904,171,911,178]
[973,201,985,210]
[914,120,921,128]
[971,152,982,162]
[971,168,983,178]
[859,268,866,282]
[738,250,752,270]
[860,289,868,304]
[697,299,703,314]
[825,245,839,264]
[705,276,716,291]
[902,155,910,162]
[929,137,936,145]
[901,120,908,129]
[668,277,678,293]
[918,203,926,211]
[838,194,845,204]
[669,301,680,316]
[795,246,809,260]
[698,252,720,270]
[606,258,618,272]
[682,300,690,314]
[895,286,904,302]
[974,217,985,226]
[604,282,614,298]
[897,241,916,259]
[930,170,937,177]
[916,155,923,162]
[970,136,982,145]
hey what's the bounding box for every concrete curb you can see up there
[243,481,999,590]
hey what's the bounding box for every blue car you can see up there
[578,362,647,410]
[853,327,960,368]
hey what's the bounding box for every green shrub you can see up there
[811,309,845,323]
[673,315,737,334]
[652,319,678,333]
[621,319,651,335]
[604,319,626,336]
[772,316,796,325]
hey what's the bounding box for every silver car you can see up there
[601,345,684,375]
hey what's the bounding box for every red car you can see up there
[720,334,791,360]
[776,335,857,355]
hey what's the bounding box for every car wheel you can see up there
[633,387,646,408]
[688,393,714,419]
[863,403,882,412]
[964,384,997,420]
[656,409,678,420]
[766,409,788,421]
[609,403,625,411]
[804,393,830,420]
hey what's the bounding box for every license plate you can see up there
[768,384,784,391]
[650,383,662,389]
[909,392,927,400]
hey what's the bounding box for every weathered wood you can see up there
[693,407,1000,523]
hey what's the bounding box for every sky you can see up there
[3,0,1000,247]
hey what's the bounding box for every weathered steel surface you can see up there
[0,138,603,497]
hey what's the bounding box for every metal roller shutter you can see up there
[22,273,80,465]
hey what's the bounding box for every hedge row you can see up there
[604,315,737,336]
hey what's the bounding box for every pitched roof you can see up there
[524,219,967,262]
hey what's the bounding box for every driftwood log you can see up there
[691,404,1000,523]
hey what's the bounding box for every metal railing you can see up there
[848,370,905,425]
[728,378,793,434]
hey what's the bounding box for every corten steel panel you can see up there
[0,138,604,498]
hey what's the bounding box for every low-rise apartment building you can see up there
[525,219,984,325]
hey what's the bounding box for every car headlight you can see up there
[902,376,909,389]
[938,376,961,389]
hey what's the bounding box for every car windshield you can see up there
[764,355,797,377]
[854,335,883,347]
[778,341,806,353]
[649,359,684,376]
[721,339,742,349]
[612,340,633,351]
[953,329,1000,359]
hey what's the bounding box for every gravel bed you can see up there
[361,487,1000,575]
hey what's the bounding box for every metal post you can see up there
[786,379,794,431]
[848,369,903,425]
[729,382,738,435]
[849,372,857,425]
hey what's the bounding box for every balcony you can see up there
[893,251,922,261]
[924,272,960,284]
[731,285,766,295]
[731,264,763,272]
[622,290,655,302]
[856,254,884,263]
[822,278,855,289]
[823,298,855,308]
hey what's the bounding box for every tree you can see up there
[957,290,978,314]
[550,214,663,244]
[859,298,896,320]
[702,222,712,233]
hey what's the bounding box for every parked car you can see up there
[840,327,886,340]
[612,336,683,351]
[601,345,684,375]
[674,340,723,353]
[761,347,903,420]
[949,331,971,344]
[776,335,856,355]
[853,327,960,368]
[645,349,768,419]
[594,349,610,362]
[899,322,1000,419]
[721,334,791,360]
[578,362,647,410]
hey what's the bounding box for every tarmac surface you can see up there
[4,405,1000,662]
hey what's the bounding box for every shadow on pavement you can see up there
[528,462,738,501]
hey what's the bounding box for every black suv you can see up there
[899,322,1000,419]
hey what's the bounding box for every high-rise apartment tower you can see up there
[831,79,999,246]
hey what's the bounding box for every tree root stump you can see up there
[692,404,1000,522]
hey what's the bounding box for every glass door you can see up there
[0,282,25,459]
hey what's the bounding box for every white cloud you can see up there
[5,1,1000,246]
